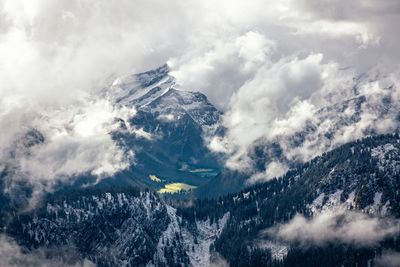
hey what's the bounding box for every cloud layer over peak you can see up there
[1,0,400,194]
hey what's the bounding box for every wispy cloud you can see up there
[0,234,95,267]
[376,250,400,267]
[266,209,400,247]
[1,0,400,196]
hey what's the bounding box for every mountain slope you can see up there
[5,134,400,266]
[202,133,400,266]
[198,71,400,197]
[6,187,229,267]
[99,65,223,191]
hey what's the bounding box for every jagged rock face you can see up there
[7,188,229,267]
[0,65,225,208]
[209,134,400,266]
[252,72,400,169]
[9,190,169,266]
[107,64,221,127]
[3,66,400,267]
[199,72,400,197]
[6,134,400,267]
[99,65,223,189]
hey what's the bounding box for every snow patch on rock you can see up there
[257,240,288,261]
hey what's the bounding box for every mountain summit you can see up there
[98,65,223,191]
[108,64,221,126]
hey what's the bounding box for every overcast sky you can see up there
[1,0,399,104]
[1,0,400,194]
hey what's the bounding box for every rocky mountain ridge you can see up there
[4,134,400,266]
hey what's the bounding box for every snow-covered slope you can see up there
[208,134,400,266]
[96,65,224,190]
[7,188,229,267]
[255,69,400,169]
[108,64,173,106]
[106,64,221,127]
[4,134,400,266]
[199,70,400,197]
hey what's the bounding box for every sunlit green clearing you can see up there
[158,183,197,194]
[149,174,164,182]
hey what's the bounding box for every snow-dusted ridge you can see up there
[105,64,221,127]
[10,189,230,267]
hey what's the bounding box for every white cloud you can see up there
[1,0,400,195]
[209,252,229,267]
[210,54,349,173]
[157,114,175,122]
[268,209,400,247]
[0,234,95,267]
[169,31,276,109]
[376,251,400,267]
[248,162,289,184]
[208,53,400,182]
[0,96,136,208]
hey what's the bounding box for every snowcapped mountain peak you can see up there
[94,65,223,189]
[107,64,176,107]
[106,64,221,127]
